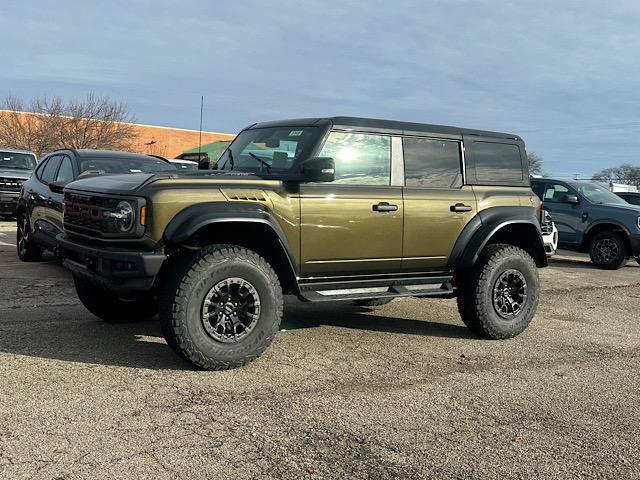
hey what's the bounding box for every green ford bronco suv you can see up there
[57,117,547,370]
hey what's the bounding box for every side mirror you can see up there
[300,157,335,182]
[563,194,579,204]
[198,158,210,170]
[48,181,67,194]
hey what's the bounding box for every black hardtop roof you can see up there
[50,148,169,161]
[247,116,522,141]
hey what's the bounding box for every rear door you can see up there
[31,154,62,246]
[49,154,76,234]
[299,131,403,277]
[401,136,477,270]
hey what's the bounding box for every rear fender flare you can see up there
[449,206,547,269]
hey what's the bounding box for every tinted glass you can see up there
[41,156,62,183]
[543,183,570,203]
[217,126,321,174]
[531,181,545,199]
[0,151,37,171]
[319,132,391,185]
[78,156,176,175]
[56,156,74,182]
[403,138,461,188]
[473,142,524,183]
[627,195,640,206]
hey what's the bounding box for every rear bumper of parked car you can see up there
[0,191,19,215]
[57,234,166,295]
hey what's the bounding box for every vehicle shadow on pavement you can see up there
[0,301,472,371]
[550,257,639,270]
[0,309,194,371]
[281,300,474,339]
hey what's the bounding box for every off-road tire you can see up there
[73,274,157,323]
[16,213,43,262]
[456,244,539,339]
[354,298,393,307]
[589,231,628,270]
[159,245,283,371]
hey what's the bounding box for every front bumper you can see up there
[0,191,19,215]
[57,234,166,293]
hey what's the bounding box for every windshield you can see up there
[171,161,198,170]
[570,181,628,205]
[79,157,176,175]
[216,126,322,174]
[0,152,37,171]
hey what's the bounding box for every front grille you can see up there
[64,192,120,237]
[0,177,24,192]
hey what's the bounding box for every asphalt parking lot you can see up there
[0,221,639,480]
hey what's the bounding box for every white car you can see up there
[541,209,558,257]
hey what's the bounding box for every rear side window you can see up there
[531,182,545,200]
[472,142,524,183]
[403,138,462,188]
[318,132,391,185]
[40,155,62,184]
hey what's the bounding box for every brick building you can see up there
[0,110,235,159]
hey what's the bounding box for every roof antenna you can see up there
[198,95,204,160]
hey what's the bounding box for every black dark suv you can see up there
[16,149,175,261]
[531,179,640,269]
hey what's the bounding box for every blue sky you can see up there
[1,0,639,177]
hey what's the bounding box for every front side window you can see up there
[627,196,640,206]
[0,151,37,171]
[543,183,570,203]
[56,156,74,183]
[403,137,461,188]
[472,142,524,183]
[318,132,391,185]
[217,126,322,174]
[40,155,62,184]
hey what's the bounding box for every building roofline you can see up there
[0,109,234,137]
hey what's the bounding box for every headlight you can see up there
[637,216,640,230]
[105,201,136,233]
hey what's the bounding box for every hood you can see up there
[63,170,264,196]
[64,173,164,196]
[0,168,32,180]
[598,202,640,214]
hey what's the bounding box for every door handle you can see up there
[450,203,472,213]
[372,202,398,212]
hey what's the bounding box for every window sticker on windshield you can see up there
[289,130,303,137]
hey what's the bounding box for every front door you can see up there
[299,131,403,277]
[541,182,583,245]
[400,137,477,270]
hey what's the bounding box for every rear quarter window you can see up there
[469,141,525,184]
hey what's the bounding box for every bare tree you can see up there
[0,93,138,157]
[527,152,544,176]
[593,163,640,189]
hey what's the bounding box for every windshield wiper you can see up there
[247,152,271,173]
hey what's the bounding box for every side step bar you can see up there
[298,275,455,302]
